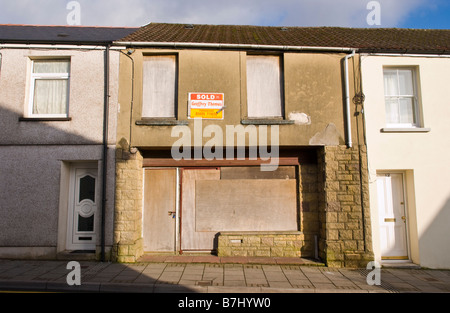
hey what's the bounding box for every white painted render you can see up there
[361,55,450,269]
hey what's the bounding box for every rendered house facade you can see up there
[362,52,450,269]
[0,25,137,260]
[112,24,374,267]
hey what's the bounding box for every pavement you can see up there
[0,256,449,293]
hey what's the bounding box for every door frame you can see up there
[66,162,99,251]
[376,170,411,262]
[142,167,180,253]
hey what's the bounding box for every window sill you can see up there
[136,119,188,126]
[19,117,71,122]
[241,119,295,125]
[380,127,431,133]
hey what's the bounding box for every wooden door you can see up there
[143,169,177,252]
[180,168,220,251]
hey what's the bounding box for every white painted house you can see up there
[361,49,450,269]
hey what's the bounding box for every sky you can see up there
[0,0,449,29]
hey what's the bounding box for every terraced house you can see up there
[112,23,375,267]
[0,25,137,261]
[1,23,449,269]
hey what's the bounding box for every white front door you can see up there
[377,173,409,260]
[66,164,98,251]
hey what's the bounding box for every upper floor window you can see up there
[383,67,420,128]
[246,55,284,119]
[142,55,177,118]
[29,59,70,118]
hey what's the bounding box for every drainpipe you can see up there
[344,50,356,148]
[100,44,110,262]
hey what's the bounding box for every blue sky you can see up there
[0,0,448,29]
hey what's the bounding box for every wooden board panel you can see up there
[143,169,176,252]
[181,169,220,251]
[196,179,297,231]
[220,166,296,179]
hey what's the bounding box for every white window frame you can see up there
[383,67,421,128]
[28,59,70,118]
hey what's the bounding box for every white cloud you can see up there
[0,0,428,28]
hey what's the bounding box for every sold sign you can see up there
[188,92,224,119]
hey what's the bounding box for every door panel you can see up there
[377,173,409,259]
[181,168,220,251]
[67,165,98,250]
[143,169,177,252]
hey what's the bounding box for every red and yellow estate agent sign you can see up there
[188,92,224,119]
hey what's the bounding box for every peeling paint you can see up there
[288,112,311,125]
[309,123,344,146]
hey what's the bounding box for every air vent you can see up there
[280,27,289,31]
[184,24,194,29]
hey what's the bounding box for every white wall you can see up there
[361,55,450,269]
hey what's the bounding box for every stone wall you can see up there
[318,145,374,267]
[217,232,304,257]
[112,143,144,263]
[299,163,320,258]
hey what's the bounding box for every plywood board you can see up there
[143,169,176,252]
[220,166,296,179]
[181,168,220,251]
[196,179,297,231]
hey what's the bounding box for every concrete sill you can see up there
[19,117,72,122]
[241,119,295,125]
[136,119,188,126]
[219,231,302,236]
[381,127,431,133]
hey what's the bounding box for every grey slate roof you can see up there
[0,24,139,45]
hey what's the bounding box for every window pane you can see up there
[33,60,70,74]
[33,79,68,114]
[383,70,398,96]
[385,97,399,124]
[247,55,282,118]
[79,175,96,202]
[398,97,415,124]
[397,69,414,95]
[78,214,94,232]
[142,55,176,118]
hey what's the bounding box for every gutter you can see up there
[114,41,355,53]
[0,43,126,50]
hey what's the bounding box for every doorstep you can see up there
[137,254,324,266]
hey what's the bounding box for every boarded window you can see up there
[246,55,283,118]
[194,166,297,232]
[142,55,176,118]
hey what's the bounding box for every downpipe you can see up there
[344,50,356,148]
